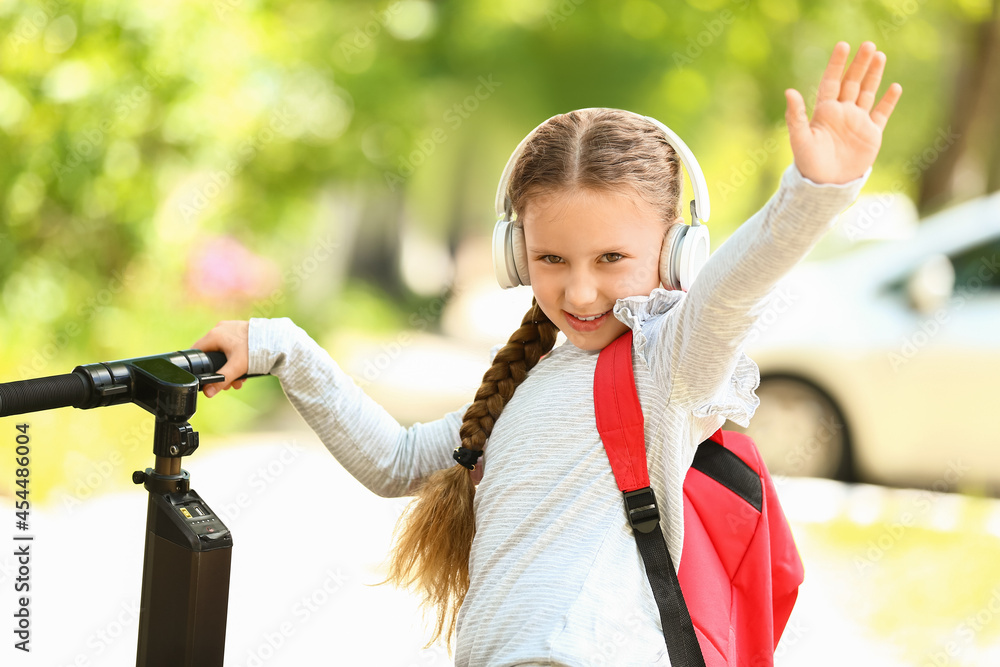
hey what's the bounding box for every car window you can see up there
[950,237,1000,292]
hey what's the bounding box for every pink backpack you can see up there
[594,330,804,666]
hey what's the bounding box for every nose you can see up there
[564,266,600,311]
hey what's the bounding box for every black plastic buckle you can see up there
[623,487,660,534]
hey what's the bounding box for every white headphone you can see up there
[491,109,711,292]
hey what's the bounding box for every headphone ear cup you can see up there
[511,223,530,286]
[492,218,517,289]
[659,221,687,291]
[492,218,531,288]
[660,221,710,291]
[676,223,710,291]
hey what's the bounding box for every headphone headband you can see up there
[494,108,711,225]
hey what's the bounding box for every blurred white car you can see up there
[727,190,1000,492]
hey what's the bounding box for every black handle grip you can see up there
[205,351,228,373]
[0,349,262,418]
[0,372,89,418]
[202,351,254,382]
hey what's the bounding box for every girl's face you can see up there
[521,186,669,351]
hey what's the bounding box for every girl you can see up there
[194,41,901,665]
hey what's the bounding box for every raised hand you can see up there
[785,41,902,184]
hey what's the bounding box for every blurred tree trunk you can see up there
[348,189,405,298]
[918,1,1000,213]
[447,139,477,259]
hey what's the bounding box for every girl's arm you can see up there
[664,164,866,425]
[639,41,901,436]
[196,318,467,498]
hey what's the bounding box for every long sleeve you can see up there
[248,317,469,497]
[615,163,868,442]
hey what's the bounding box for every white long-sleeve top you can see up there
[247,163,867,666]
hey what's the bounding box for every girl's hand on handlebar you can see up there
[191,320,250,397]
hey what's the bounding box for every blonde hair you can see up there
[386,108,684,646]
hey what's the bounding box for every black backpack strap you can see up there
[691,439,763,512]
[624,487,707,666]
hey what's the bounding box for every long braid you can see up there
[386,299,558,646]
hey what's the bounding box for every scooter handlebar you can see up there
[0,349,247,418]
[0,372,90,418]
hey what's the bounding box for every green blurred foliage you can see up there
[0,0,994,498]
[803,512,1000,664]
[0,0,988,327]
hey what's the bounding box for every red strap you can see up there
[594,330,649,493]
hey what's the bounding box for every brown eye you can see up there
[539,255,563,264]
[602,253,623,263]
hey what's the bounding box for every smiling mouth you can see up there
[563,310,612,331]
[568,311,609,321]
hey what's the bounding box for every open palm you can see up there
[785,41,903,184]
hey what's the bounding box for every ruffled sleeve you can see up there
[613,288,761,428]
[612,289,683,370]
[693,351,759,428]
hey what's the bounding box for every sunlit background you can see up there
[1,0,999,665]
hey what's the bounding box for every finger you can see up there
[192,330,227,396]
[784,88,810,144]
[838,41,877,104]
[231,379,245,390]
[816,41,851,105]
[191,330,219,352]
[205,361,240,397]
[870,82,903,131]
[856,51,887,111]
